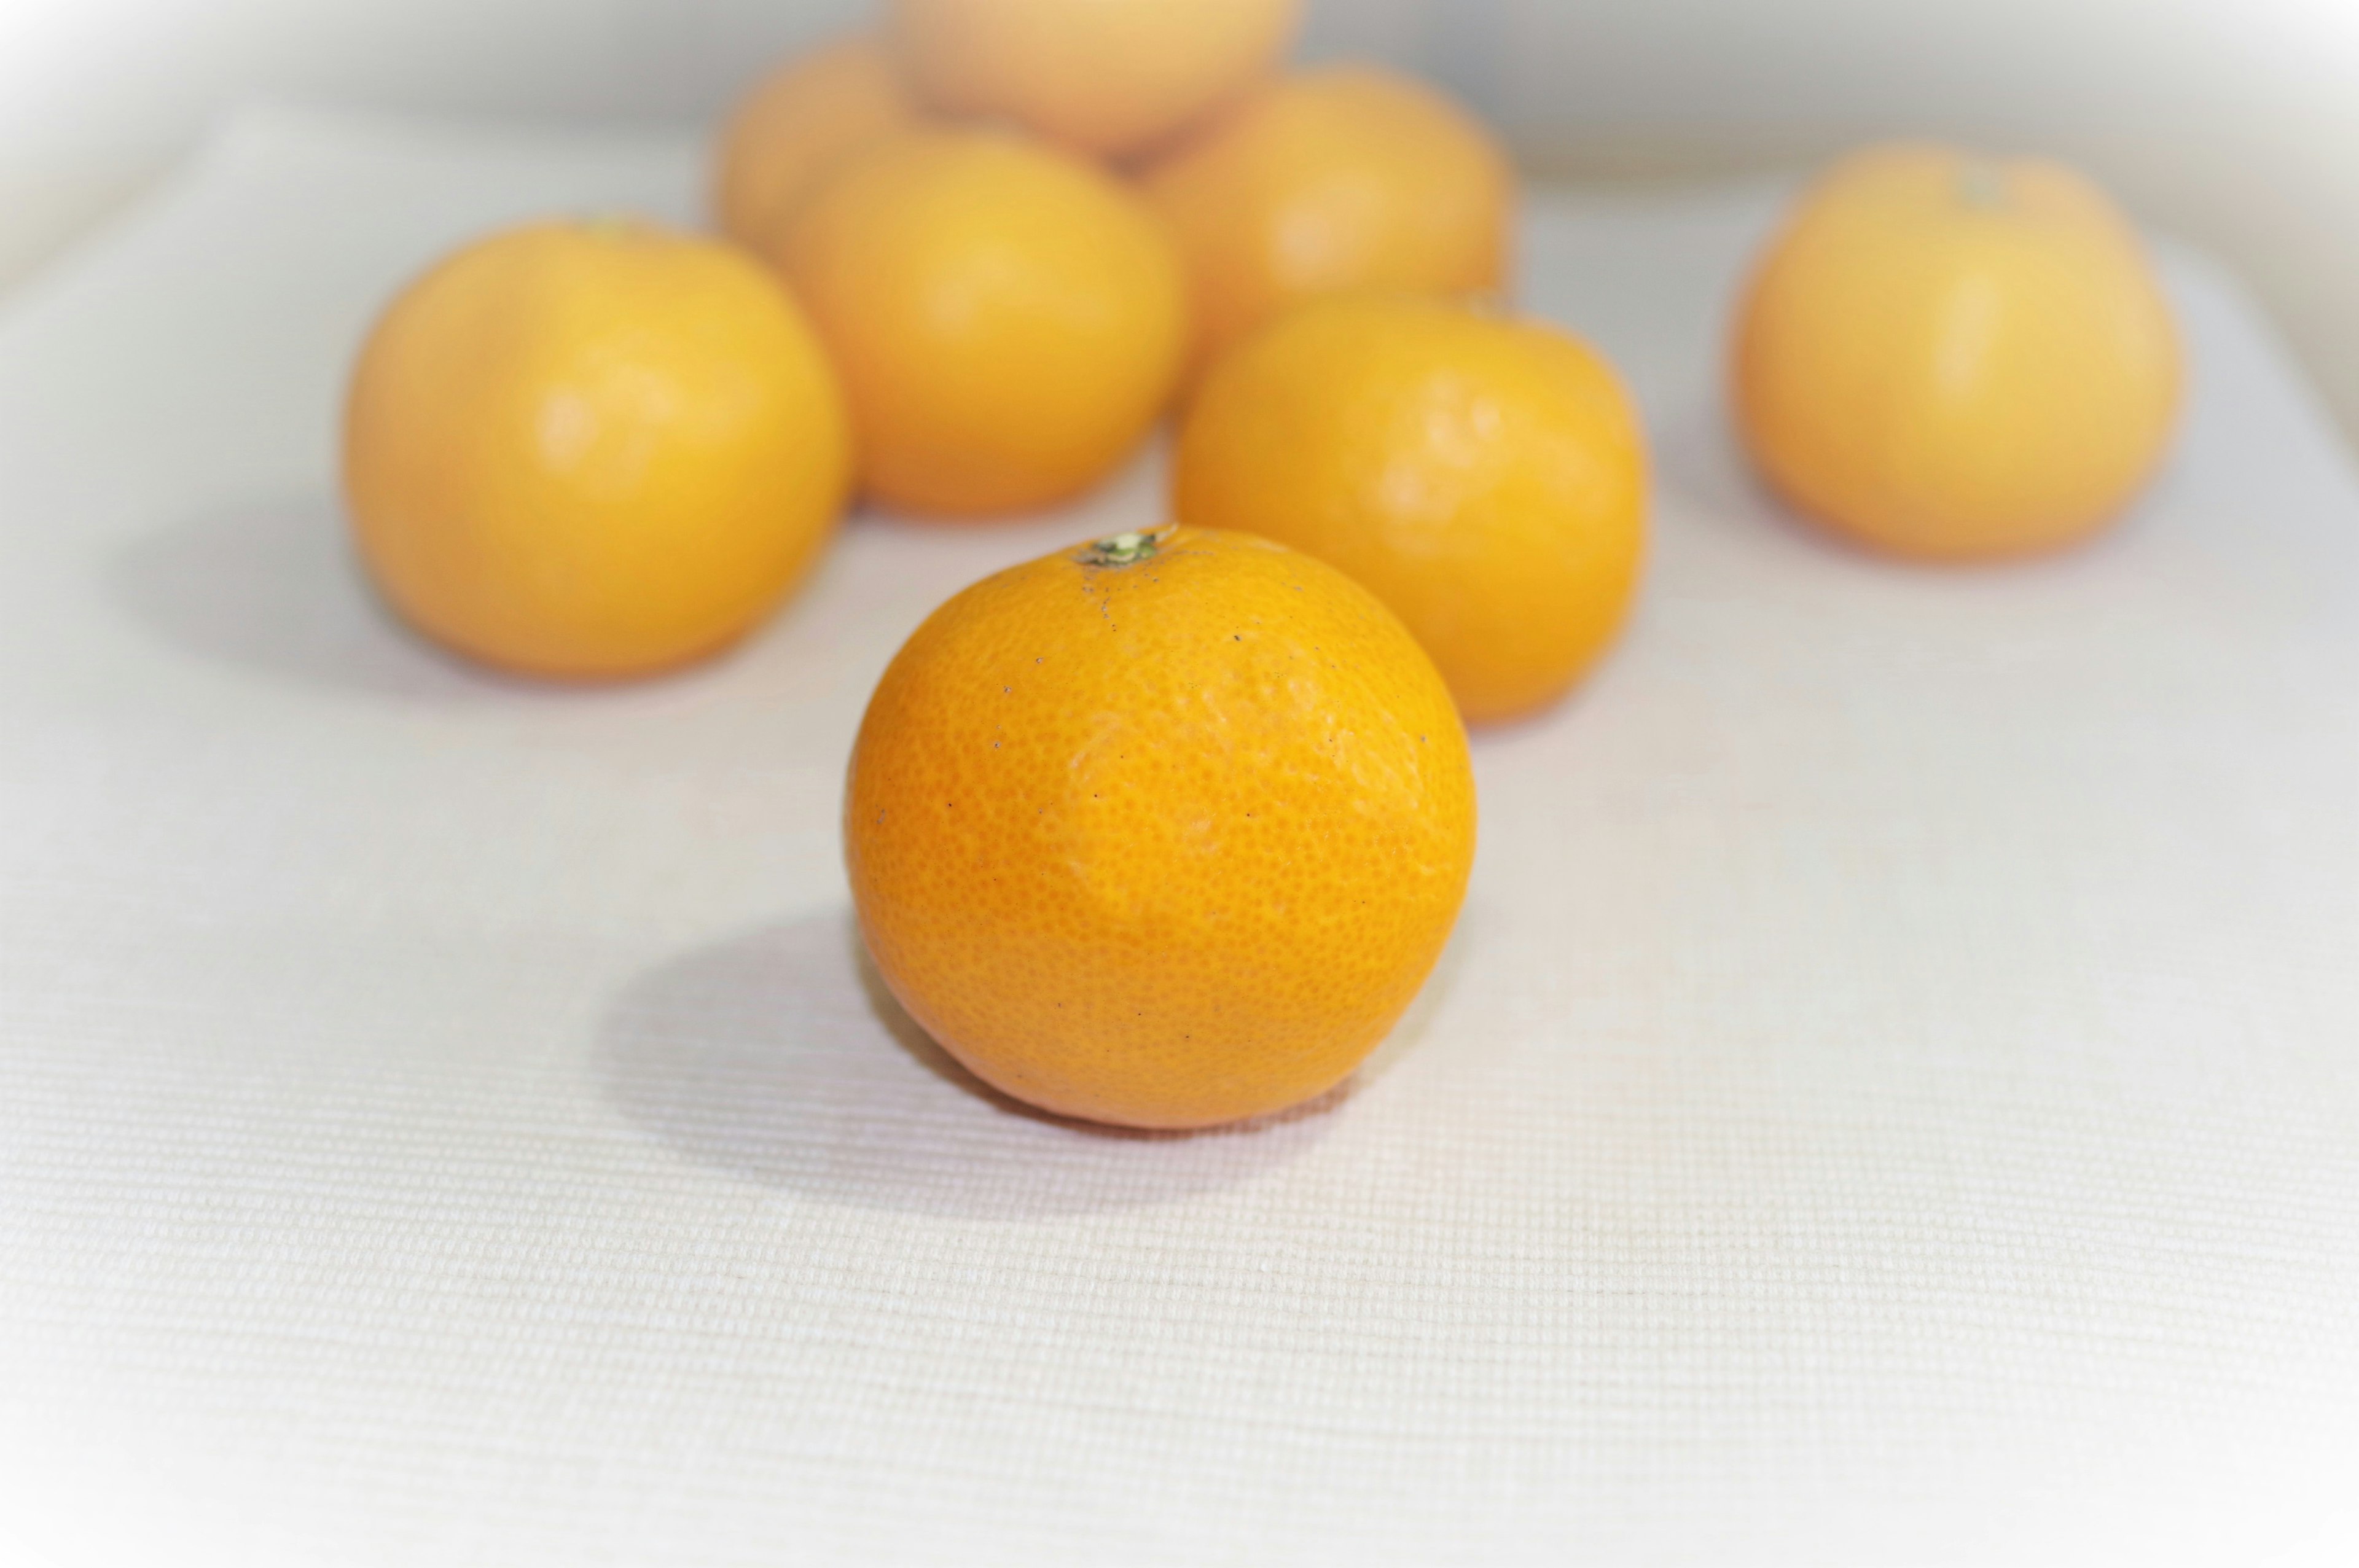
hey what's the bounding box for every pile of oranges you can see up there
[342,0,2183,1129]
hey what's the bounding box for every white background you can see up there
[3,0,2356,1540]
[4,0,2359,429]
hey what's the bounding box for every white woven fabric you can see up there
[1,107,2353,1567]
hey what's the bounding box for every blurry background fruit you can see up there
[1140,63,1512,381]
[1175,292,1645,724]
[9,4,2359,449]
[846,525,1475,1130]
[771,126,1185,518]
[890,0,1301,160]
[711,33,918,249]
[344,220,848,677]
[1734,142,2181,560]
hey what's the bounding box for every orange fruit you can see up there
[711,34,920,251]
[772,127,1186,518]
[890,0,1301,160]
[344,220,848,679]
[1734,142,2182,560]
[1173,294,1646,726]
[1138,63,1513,380]
[846,524,1476,1129]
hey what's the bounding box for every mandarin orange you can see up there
[890,0,1300,159]
[772,127,1186,518]
[711,34,920,249]
[846,525,1476,1129]
[344,220,848,678]
[1734,142,2181,560]
[1174,294,1647,725]
[1138,63,1512,380]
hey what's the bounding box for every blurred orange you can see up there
[345,220,848,678]
[711,34,920,249]
[846,524,1475,1129]
[771,127,1185,518]
[1139,64,1512,380]
[1735,142,2181,560]
[1174,294,1646,724]
[890,0,1300,160]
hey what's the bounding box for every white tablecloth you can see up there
[2,107,2353,1567]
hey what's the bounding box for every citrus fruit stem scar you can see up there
[1086,531,1158,567]
[1955,160,2007,209]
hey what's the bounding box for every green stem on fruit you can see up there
[1085,531,1159,568]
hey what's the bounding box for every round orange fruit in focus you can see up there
[890,0,1301,160]
[772,127,1186,518]
[846,525,1476,1130]
[1139,63,1512,380]
[711,34,920,249]
[1734,142,2181,560]
[1174,294,1646,726]
[344,220,849,679]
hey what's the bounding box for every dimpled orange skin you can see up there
[711,34,920,250]
[773,127,1186,518]
[345,221,850,679]
[890,0,1301,160]
[1174,294,1647,726]
[1735,142,2182,560]
[846,526,1476,1130]
[1138,64,1513,380]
